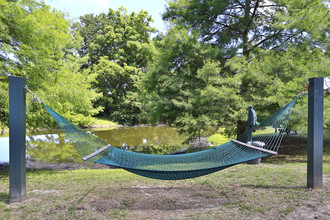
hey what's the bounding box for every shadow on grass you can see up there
[1,163,59,175]
[262,157,308,164]
[67,186,95,217]
[0,169,61,181]
[241,184,307,190]
[102,186,232,210]
[26,168,61,176]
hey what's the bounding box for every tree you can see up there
[142,0,329,137]
[140,27,235,138]
[0,0,101,131]
[163,0,329,58]
[223,46,330,136]
[74,8,156,124]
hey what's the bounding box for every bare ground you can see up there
[8,175,329,220]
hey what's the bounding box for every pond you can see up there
[0,126,188,163]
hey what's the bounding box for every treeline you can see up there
[0,0,329,138]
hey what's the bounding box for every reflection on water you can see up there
[0,126,188,163]
[27,133,82,163]
[94,126,186,148]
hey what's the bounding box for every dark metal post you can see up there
[307,77,324,189]
[9,76,26,203]
[247,106,253,143]
[247,106,261,164]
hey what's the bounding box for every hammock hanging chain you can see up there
[23,85,42,103]
[297,81,310,98]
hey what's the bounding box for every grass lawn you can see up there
[0,136,329,219]
[0,117,118,137]
[90,117,118,128]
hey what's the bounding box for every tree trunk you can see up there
[237,0,252,139]
[242,0,251,59]
[237,120,248,141]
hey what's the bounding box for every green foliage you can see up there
[324,90,330,137]
[140,27,227,138]
[143,0,329,137]
[1,0,328,138]
[0,0,102,129]
[91,117,118,127]
[207,134,230,146]
[130,144,184,155]
[74,7,156,124]
[224,47,330,134]
[0,78,8,132]
[164,0,329,57]
[91,56,142,124]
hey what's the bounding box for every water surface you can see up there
[0,126,187,163]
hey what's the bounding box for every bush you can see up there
[207,134,230,145]
[129,144,186,155]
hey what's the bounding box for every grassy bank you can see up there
[89,117,118,128]
[0,136,329,219]
[0,117,118,137]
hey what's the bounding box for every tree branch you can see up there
[251,29,283,49]
[235,0,244,8]
[214,21,243,34]
[270,29,306,50]
[256,5,279,8]
[247,0,259,28]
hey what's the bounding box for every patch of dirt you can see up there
[284,202,330,220]
[284,176,330,220]
[75,184,234,220]
[67,178,330,220]
[31,189,62,195]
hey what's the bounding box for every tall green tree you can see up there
[223,47,330,136]
[140,27,233,138]
[163,0,329,58]
[0,0,101,131]
[74,8,156,124]
[143,0,329,137]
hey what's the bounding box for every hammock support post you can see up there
[9,76,26,203]
[307,77,324,189]
[247,106,261,164]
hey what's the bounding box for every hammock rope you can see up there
[24,84,305,180]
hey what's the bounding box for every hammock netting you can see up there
[43,98,297,180]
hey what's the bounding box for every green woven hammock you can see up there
[41,97,297,180]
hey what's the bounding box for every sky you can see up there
[44,0,169,33]
[325,77,330,90]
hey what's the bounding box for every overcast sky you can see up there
[44,0,169,33]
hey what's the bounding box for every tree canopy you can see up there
[0,0,101,131]
[141,0,329,137]
[0,0,328,140]
[73,7,156,124]
[163,0,329,58]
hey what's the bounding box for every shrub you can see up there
[207,134,230,145]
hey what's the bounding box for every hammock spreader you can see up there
[24,86,300,180]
